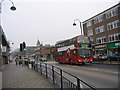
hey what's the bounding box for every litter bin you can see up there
[29,64,32,68]
[28,62,32,68]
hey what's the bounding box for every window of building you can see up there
[107,20,119,30]
[87,29,93,36]
[95,25,104,34]
[96,36,107,44]
[106,8,118,19]
[94,15,104,24]
[87,26,93,36]
[87,21,92,27]
[89,37,93,42]
[108,33,120,42]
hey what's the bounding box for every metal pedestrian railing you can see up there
[33,62,97,90]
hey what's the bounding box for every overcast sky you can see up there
[1,0,119,51]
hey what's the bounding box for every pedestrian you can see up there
[19,59,22,65]
[15,58,18,65]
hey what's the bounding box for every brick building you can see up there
[35,40,56,60]
[83,3,120,56]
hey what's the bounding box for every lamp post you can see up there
[8,42,14,63]
[73,19,83,35]
[0,0,16,13]
[0,0,16,71]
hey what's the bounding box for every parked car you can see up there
[93,54,108,60]
[100,55,108,60]
[107,54,120,60]
[40,57,47,62]
[93,54,102,60]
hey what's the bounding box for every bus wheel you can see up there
[58,59,60,63]
[69,59,72,64]
[58,59,62,64]
[82,63,85,65]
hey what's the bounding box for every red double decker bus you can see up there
[55,35,93,64]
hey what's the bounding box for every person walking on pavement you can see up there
[19,58,21,65]
[15,58,18,65]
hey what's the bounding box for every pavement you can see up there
[2,63,57,89]
[0,72,2,90]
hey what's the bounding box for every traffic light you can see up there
[50,49,55,53]
[20,43,23,51]
[23,42,26,49]
[20,42,26,51]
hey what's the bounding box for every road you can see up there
[46,61,119,88]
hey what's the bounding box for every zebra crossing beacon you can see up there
[55,35,93,65]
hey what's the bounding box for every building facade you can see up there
[34,42,56,60]
[83,3,120,56]
[0,26,10,71]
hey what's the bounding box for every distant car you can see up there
[40,57,47,62]
[93,54,102,60]
[93,54,108,60]
[100,55,108,60]
[107,54,120,60]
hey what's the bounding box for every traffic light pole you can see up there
[0,28,2,71]
[20,42,26,66]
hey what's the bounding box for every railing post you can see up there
[45,63,47,78]
[36,63,37,71]
[40,62,42,75]
[60,69,63,90]
[77,78,81,90]
[52,65,55,84]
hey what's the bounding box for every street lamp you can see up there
[73,19,83,35]
[0,0,16,71]
[0,0,16,13]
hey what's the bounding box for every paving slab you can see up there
[2,64,57,88]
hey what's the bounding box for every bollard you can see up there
[52,65,55,84]
[60,69,63,90]
[40,62,42,75]
[45,63,47,78]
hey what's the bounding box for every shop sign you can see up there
[115,43,120,46]
[95,44,107,49]
[107,42,120,49]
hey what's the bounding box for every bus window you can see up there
[73,49,78,56]
[58,52,65,57]
[79,49,92,58]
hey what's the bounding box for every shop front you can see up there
[107,42,120,55]
[94,44,108,55]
